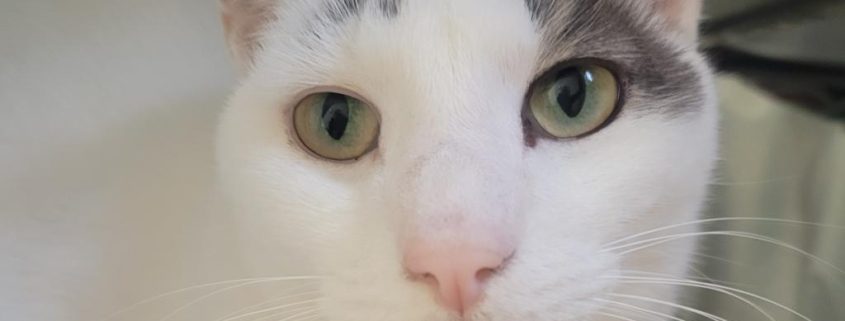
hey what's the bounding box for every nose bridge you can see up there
[386,81,525,246]
[400,140,522,250]
[389,58,526,269]
[408,143,502,225]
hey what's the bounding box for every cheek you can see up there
[217,87,374,272]
[521,114,716,252]
[477,114,715,315]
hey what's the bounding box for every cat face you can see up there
[216,1,717,320]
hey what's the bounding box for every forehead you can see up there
[269,0,540,88]
[296,0,669,61]
[263,0,703,116]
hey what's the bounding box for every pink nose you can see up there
[403,243,512,314]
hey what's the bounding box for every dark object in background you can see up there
[702,0,845,120]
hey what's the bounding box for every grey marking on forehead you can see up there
[524,0,552,23]
[322,0,400,23]
[324,0,361,23]
[525,0,706,116]
[377,0,400,18]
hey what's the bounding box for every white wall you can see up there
[1,1,242,320]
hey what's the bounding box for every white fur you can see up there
[216,1,718,321]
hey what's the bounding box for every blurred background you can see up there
[695,1,845,320]
[1,0,843,321]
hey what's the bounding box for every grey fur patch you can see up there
[377,0,400,18]
[526,0,706,117]
[324,0,362,23]
[524,0,552,23]
[322,0,400,23]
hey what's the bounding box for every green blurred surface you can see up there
[687,2,845,320]
[683,76,845,321]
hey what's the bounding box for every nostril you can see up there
[416,272,438,287]
[475,267,497,282]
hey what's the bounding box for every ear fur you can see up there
[651,0,703,43]
[220,0,278,76]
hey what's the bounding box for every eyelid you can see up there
[288,85,377,110]
[529,58,626,90]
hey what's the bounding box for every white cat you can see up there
[216,1,718,321]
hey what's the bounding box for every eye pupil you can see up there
[555,68,586,118]
[321,93,350,140]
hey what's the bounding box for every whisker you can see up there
[159,277,321,321]
[215,289,321,321]
[601,305,658,321]
[595,298,687,321]
[255,307,320,321]
[710,175,801,186]
[608,293,726,321]
[606,231,845,275]
[686,265,720,287]
[610,270,774,321]
[288,314,320,321]
[617,269,747,288]
[596,310,643,321]
[586,299,659,321]
[222,298,324,321]
[282,315,322,321]
[99,276,322,321]
[609,275,807,321]
[690,251,746,268]
[250,305,318,321]
[604,217,843,249]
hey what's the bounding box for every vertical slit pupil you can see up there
[555,67,586,118]
[321,93,350,140]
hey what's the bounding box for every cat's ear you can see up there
[220,0,278,76]
[649,0,703,43]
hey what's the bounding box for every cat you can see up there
[215,0,718,321]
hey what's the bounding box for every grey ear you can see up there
[650,0,703,43]
[220,0,278,75]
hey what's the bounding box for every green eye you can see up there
[293,92,379,161]
[528,64,620,138]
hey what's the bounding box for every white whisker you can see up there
[686,264,720,287]
[690,251,746,268]
[255,307,320,321]
[222,298,324,321]
[159,277,321,321]
[282,315,322,321]
[606,231,845,276]
[604,217,843,249]
[710,175,801,186]
[608,293,725,321]
[214,286,321,321]
[99,276,322,321]
[253,305,320,321]
[602,305,660,321]
[596,310,642,321]
[610,275,808,321]
[617,269,747,288]
[595,298,686,321]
